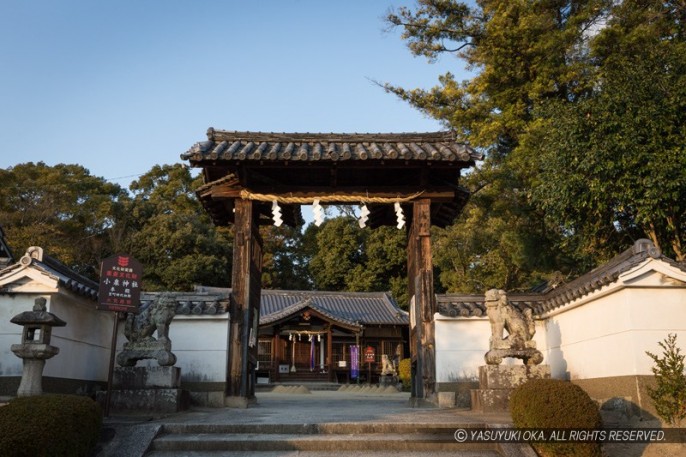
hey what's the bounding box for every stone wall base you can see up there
[97,366,189,414]
[471,364,551,413]
[97,388,190,414]
[436,381,479,408]
[114,366,180,389]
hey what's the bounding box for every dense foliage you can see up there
[0,394,102,457]
[121,164,233,291]
[398,357,412,390]
[387,0,686,292]
[0,162,128,279]
[510,378,602,457]
[646,333,686,425]
[0,163,409,305]
[307,216,408,306]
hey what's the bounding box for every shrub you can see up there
[398,358,412,390]
[510,378,602,457]
[646,333,686,425]
[0,394,102,457]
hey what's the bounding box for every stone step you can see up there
[148,432,497,453]
[145,450,502,457]
[146,450,500,457]
[146,423,510,455]
[159,422,483,435]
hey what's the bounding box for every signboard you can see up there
[350,345,359,379]
[97,254,142,313]
[365,346,375,363]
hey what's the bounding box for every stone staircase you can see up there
[144,423,517,456]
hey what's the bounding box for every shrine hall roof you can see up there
[258,290,409,327]
[146,287,409,327]
[181,129,482,164]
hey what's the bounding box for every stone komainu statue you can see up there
[381,354,396,376]
[484,288,543,366]
[117,293,177,367]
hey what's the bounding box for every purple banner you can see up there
[350,345,359,379]
[310,337,315,371]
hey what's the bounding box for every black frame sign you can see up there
[97,254,142,313]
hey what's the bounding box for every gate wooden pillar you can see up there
[407,199,436,404]
[226,198,263,407]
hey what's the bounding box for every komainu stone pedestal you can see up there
[471,364,550,412]
[97,366,189,414]
[379,374,399,388]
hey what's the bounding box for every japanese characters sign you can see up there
[97,254,142,313]
[365,346,376,363]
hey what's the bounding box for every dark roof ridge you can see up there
[206,128,457,143]
[39,254,99,291]
[261,289,391,298]
[259,297,363,329]
[437,239,676,318]
[535,238,661,313]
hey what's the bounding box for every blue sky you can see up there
[0,1,469,187]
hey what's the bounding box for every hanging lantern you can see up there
[313,199,324,226]
[394,202,405,229]
[289,333,293,341]
[358,204,370,228]
[271,200,283,227]
[317,334,321,342]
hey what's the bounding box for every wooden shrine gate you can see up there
[182,130,480,406]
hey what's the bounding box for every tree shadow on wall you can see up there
[545,320,569,380]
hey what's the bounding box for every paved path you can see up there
[95,391,516,457]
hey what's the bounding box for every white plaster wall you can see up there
[44,293,115,382]
[544,284,686,380]
[627,287,686,375]
[435,316,489,381]
[435,314,549,382]
[0,294,37,377]
[134,314,229,384]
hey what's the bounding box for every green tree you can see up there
[261,224,312,290]
[387,0,686,292]
[309,217,366,291]
[530,0,686,261]
[122,164,233,291]
[385,1,608,292]
[0,162,128,279]
[307,216,409,307]
[646,333,686,426]
[348,226,408,306]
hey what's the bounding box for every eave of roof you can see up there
[259,298,363,331]
[0,249,100,301]
[181,128,482,164]
[35,255,99,301]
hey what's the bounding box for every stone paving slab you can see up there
[146,451,501,457]
[96,391,515,457]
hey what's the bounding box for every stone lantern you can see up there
[10,297,66,397]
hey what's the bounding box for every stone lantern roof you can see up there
[10,297,66,327]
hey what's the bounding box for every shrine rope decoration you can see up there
[239,190,425,204]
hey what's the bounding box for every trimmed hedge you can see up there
[0,394,102,457]
[398,358,411,390]
[510,378,602,457]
